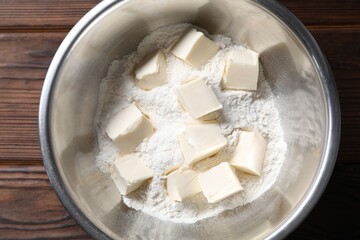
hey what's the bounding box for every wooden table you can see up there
[0,1,359,239]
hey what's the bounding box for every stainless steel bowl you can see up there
[39,0,340,239]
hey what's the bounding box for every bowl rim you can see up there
[38,0,341,239]
[256,1,341,239]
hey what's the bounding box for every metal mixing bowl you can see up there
[39,0,341,239]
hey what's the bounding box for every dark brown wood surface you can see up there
[0,0,359,239]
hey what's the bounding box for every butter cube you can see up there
[111,154,154,195]
[106,103,153,154]
[230,131,267,176]
[178,122,227,166]
[172,28,219,68]
[135,50,167,90]
[166,169,201,201]
[222,48,259,91]
[175,78,222,120]
[198,162,243,203]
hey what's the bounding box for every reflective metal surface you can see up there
[39,0,340,239]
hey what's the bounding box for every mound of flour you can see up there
[94,23,287,223]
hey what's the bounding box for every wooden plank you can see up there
[0,32,64,165]
[0,165,91,239]
[0,0,100,31]
[0,78,43,165]
[0,32,66,80]
[282,0,360,26]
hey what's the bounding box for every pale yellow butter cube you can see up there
[135,50,167,90]
[106,103,153,154]
[175,78,222,120]
[111,154,154,195]
[198,162,243,203]
[166,169,201,201]
[230,131,267,176]
[178,122,227,166]
[171,28,219,68]
[222,48,259,91]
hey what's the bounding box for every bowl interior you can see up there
[47,0,331,239]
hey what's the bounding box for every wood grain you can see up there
[0,0,100,31]
[281,0,360,26]
[0,0,359,239]
[0,165,90,239]
[0,33,65,80]
[0,80,42,165]
[0,33,66,165]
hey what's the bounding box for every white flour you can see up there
[95,23,287,223]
